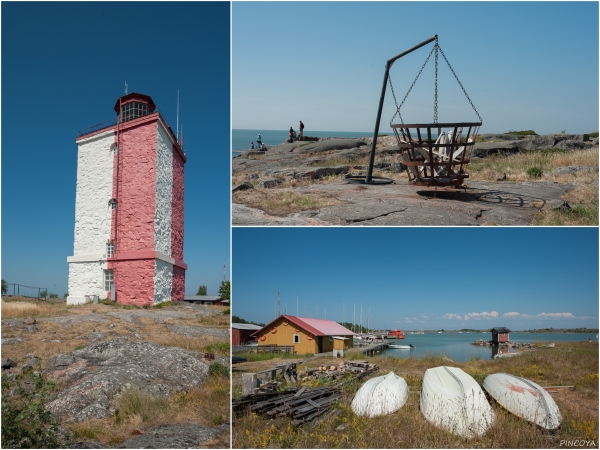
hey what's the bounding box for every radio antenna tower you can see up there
[223,262,226,281]
[277,290,280,317]
[124,81,128,95]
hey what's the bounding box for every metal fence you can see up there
[3,284,48,299]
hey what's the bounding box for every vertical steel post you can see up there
[366,35,438,183]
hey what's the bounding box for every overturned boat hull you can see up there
[351,371,408,418]
[483,373,561,430]
[421,366,495,438]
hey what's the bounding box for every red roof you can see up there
[252,315,355,337]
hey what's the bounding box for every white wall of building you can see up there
[153,259,173,304]
[154,122,173,256]
[67,130,114,305]
[67,261,108,305]
[72,130,115,257]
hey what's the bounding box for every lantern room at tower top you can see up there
[67,92,186,307]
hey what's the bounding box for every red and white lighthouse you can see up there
[67,93,187,306]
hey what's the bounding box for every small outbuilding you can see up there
[184,295,229,306]
[252,315,355,355]
[491,327,511,344]
[232,323,262,346]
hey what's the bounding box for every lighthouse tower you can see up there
[67,93,187,306]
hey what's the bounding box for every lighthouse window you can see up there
[120,102,150,123]
[104,270,113,291]
[106,242,115,258]
[108,199,117,210]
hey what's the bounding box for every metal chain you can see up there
[389,45,437,126]
[437,44,483,123]
[434,40,438,123]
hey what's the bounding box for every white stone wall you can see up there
[153,259,173,304]
[67,261,107,305]
[68,130,114,305]
[72,130,115,257]
[154,122,173,256]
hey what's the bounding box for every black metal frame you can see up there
[345,35,438,185]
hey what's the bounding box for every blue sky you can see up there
[1,2,230,297]
[232,228,599,330]
[233,1,599,135]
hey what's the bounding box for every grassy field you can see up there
[233,341,598,448]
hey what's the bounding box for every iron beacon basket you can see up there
[345,35,482,187]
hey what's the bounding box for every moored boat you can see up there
[421,366,495,438]
[388,344,411,349]
[482,373,561,430]
[351,371,408,417]
[387,329,405,339]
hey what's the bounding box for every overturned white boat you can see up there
[351,371,408,417]
[421,366,495,438]
[483,373,561,430]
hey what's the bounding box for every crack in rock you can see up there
[346,208,407,223]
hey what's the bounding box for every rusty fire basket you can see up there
[345,35,482,187]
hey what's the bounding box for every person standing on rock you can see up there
[257,134,262,147]
[299,120,305,139]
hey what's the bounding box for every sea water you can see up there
[232,129,374,156]
[379,332,595,362]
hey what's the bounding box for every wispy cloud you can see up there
[444,313,463,320]
[501,311,577,320]
[464,311,498,321]
[404,317,413,323]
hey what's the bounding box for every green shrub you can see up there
[527,167,543,178]
[1,372,70,448]
[222,308,230,315]
[589,132,599,138]
[208,361,230,378]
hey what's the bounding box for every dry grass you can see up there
[1,298,69,318]
[233,188,345,216]
[468,148,598,183]
[68,374,230,447]
[233,341,598,448]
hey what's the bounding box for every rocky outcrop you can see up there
[44,340,214,423]
[472,133,594,158]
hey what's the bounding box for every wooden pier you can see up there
[350,342,389,356]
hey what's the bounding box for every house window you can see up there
[104,270,113,291]
[293,334,300,344]
[329,336,334,342]
[107,242,115,258]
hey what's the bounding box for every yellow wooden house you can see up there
[252,315,355,355]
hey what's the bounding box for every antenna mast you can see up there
[296,296,298,316]
[223,262,226,281]
[277,290,280,317]
[176,89,180,142]
[124,81,128,95]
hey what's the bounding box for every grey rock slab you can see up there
[167,325,229,340]
[41,314,111,329]
[232,202,332,226]
[44,339,210,423]
[550,165,599,175]
[1,337,24,345]
[118,423,226,449]
[232,181,254,192]
[233,180,576,226]
[105,309,194,324]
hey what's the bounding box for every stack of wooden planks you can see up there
[233,386,342,425]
